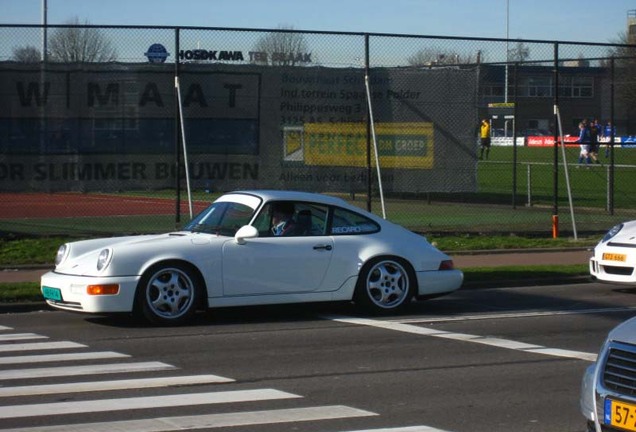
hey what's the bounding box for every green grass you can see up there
[2,146,636,237]
[0,282,43,303]
[463,264,588,285]
[0,237,68,265]
[0,233,599,267]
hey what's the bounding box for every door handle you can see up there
[313,244,333,251]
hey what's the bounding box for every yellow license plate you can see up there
[606,399,636,431]
[603,253,627,262]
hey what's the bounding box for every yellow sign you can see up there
[298,122,434,168]
[488,102,515,108]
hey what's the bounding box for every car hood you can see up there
[55,231,228,277]
[608,316,636,345]
[611,221,636,243]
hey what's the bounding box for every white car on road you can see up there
[590,222,636,284]
[581,315,636,432]
[41,190,463,325]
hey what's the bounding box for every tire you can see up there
[136,263,201,325]
[354,257,414,313]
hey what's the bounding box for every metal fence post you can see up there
[527,163,532,207]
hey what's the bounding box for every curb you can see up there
[461,275,591,290]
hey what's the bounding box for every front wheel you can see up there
[354,257,414,313]
[136,263,201,325]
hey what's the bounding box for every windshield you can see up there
[184,201,256,236]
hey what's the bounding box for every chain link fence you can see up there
[1,24,635,237]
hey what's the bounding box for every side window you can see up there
[330,207,380,235]
[252,201,329,237]
[295,203,328,236]
[252,203,274,237]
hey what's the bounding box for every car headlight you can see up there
[602,223,623,243]
[96,248,113,271]
[54,244,69,266]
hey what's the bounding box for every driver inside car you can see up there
[270,202,297,236]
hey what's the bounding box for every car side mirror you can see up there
[235,225,259,245]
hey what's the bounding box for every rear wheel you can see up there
[354,257,414,313]
[136,263,201,325]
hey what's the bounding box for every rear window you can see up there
[330,208,380,235]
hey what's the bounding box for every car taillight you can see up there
[439,260,454,270]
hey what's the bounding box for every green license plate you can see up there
[42,286,62,301]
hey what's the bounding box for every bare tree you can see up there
[48,17,117,63]
[12,45,42,62]
[507,41,530,63]
[407,47,477,67]
[606,32,636,132]
[251,25,310,66]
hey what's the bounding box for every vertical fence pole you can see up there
[527,164,532,207]
[607,165,611,212]
[552,43,560,238]
[609,57,615,215]
[364,34,372,212]
[174,28,181,227]
[512,62,518,209]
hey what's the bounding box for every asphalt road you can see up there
[0,280,633,432]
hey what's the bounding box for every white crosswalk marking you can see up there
[0,406,377,432]
[0,375,234,397]
[328,316,597,362]
[339,427,453,432]
[0,389,301,419]
[0,361,175,380]
[0,351,129,365]
[0,341,86,352]
[0,326,12,331]
[0,329,453,432]
[0,333,47,342]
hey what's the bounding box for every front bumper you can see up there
[581,341,636,431]
[590,254,636,284]
[40,271,140,313]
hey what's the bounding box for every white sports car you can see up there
[41,190,463,325]
[590,221,636,284]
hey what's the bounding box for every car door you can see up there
[221,201,334,296]
[221,235,334,296]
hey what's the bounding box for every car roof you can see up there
[227,190,385,223]
[230,190,350,207]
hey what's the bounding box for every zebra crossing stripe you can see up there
[338,427,453,432]
[0,351,129,365]
[0,375,235,397]
[0,326,12,331]
[0,341,86,352]
[0,405,376,431]
[328,316,596,362]
[0,361,175,381]
[0,333,47,342]
[0,389,301,419]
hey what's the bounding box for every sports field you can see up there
[1,145,635,237]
